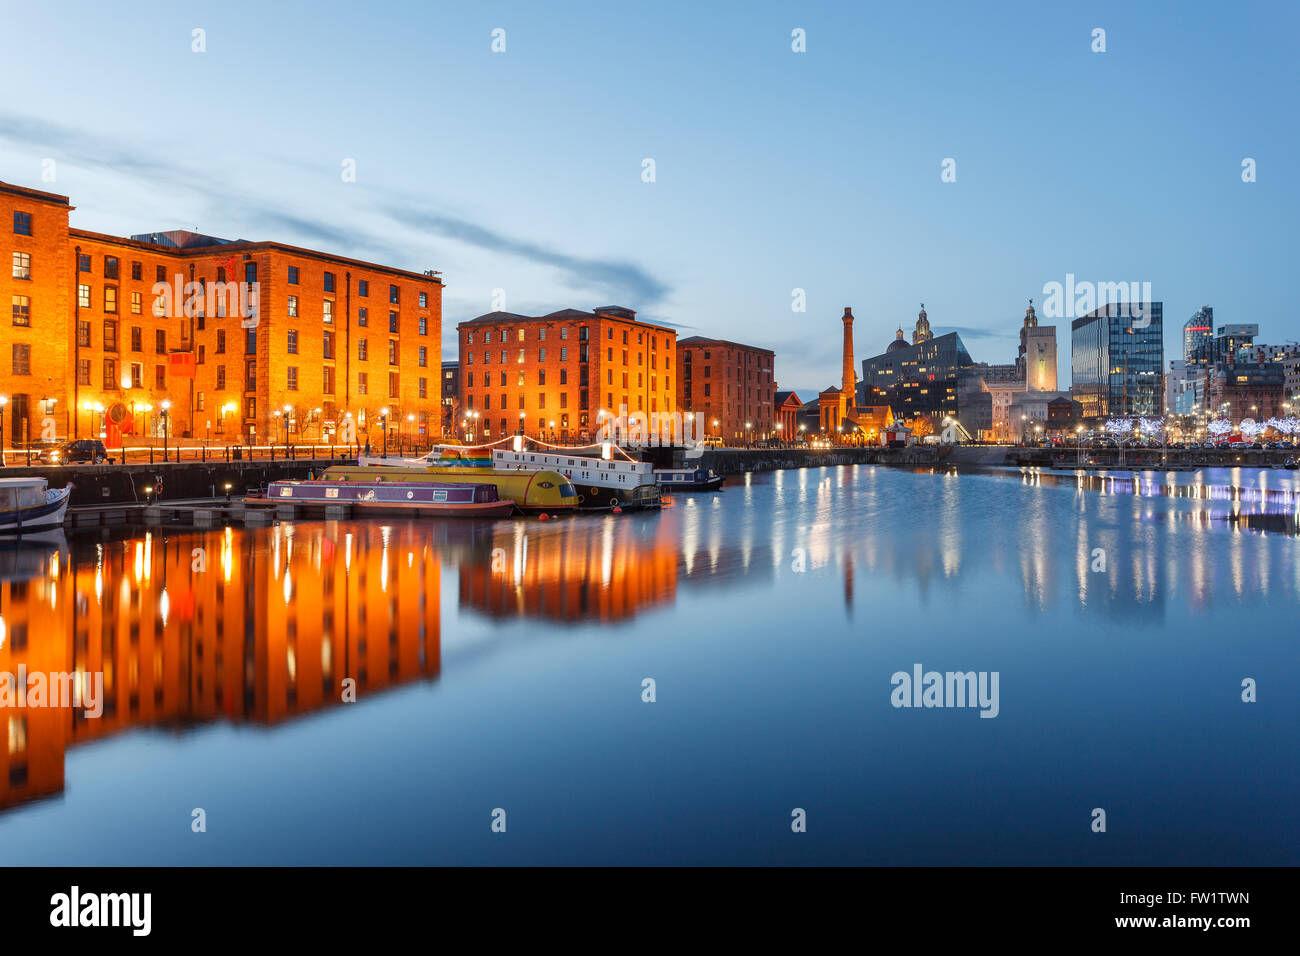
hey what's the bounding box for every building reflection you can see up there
[456,516,679,622]
[0,523,441,813]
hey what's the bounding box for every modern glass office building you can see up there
[1071,302,1164,419]
[858,330,975,419]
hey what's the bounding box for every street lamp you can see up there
[379,406,390,456]
[160,399,171,461]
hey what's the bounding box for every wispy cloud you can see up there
[0,112,671,307]
[382,205,669,306]
[934,325,1007,340]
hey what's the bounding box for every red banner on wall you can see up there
[169,351,196,378]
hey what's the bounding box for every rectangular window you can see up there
[154,365,165,390]
[358,280,368,297]
[77,320,91,348]
[389,284,399,305]
[287,329,298,354]
[324,271,335,293]
[130,291,142,314]
[518,348,525,363]
[389,372,399,397]
[287,367,299,390]
[130,327,142,351]
[288,265,299,285]
[418,316,427,335]
[323,299,334,324]
[131,261,142,280]
[244,262,257,285]
[389,311,398,333]
[538,368,546,386]
[156,329,166,354]
[323,331,334,360]
[12,211,32,235]
[155,264,166,283]
[358,307,368,327]
[322,366,335,394]
[103,286,118,313]
[245,396,257,419]
[560,368,567,385]
[418,346,427,367]
[287,295,298,317]
[560,347,568,361]
[103,320,119,352]
[466,350,473,365]
[77,358,91,385]
[358,339,368,361]
[419,377,427,398]
[216,329,226,353]
[538,394,545,409]
[216,365,226,389]
[388,340,398,366]
[12,252,31,279]
[11,295,30,326]
[561,326,568,340]
[104,256,119,279]
[78,254,91,272]
[245,329,256,354]
[130,362,143,388]
[357,371,368,395]
[78,283,90,308]
[418,291,428,308]
[101,357,115,386]
[12,343,31,374]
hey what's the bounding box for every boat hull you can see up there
[0,486,71,534]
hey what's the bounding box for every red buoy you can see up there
[612,506,623,514]
[538,513,550,520]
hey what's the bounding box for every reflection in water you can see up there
[0,523,442,812]
[0,463,1297,833]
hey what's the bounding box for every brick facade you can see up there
[677,336,776,441]
[457,306,676,443]
[0,180,442,449]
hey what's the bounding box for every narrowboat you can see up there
[322,464,578,514]
[247,479,516,518]
[0,478,72,534]
[653,466,724,492]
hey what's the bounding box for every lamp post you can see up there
[407,413,415,453]
[160,399,171,461]
[1075,424,1084,467]
[379,406,389,456]
[0,395,7,467]
[283,404,292,453]
[745,421,752,447]
[518,411,526,437]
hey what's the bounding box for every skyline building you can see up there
[1070,302,1165,419]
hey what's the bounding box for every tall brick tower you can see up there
[841,307,856,413]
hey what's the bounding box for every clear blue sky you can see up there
[2,0,1296,395]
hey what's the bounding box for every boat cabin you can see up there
[0,478,48,512]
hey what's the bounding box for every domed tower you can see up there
[886,327,908,353]
[912,303,932,345]
[1023,298,1038,328]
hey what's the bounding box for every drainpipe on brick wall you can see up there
[345,272,352,412]
[73,244,81,439]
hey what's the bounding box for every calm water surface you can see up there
[1,464,1297,864]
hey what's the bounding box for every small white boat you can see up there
[0,478,72,534]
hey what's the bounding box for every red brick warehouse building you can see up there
[0,179,443,450]
[676,336,777,443]
[456,306,677,443]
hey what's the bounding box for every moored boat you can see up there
[0,478,72,534]
[653,466,724,492]
[322,463,577,514]
[247,479,516,518]
[491,442,662,510]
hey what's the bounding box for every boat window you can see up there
[279,487,293,497]
[433,490,447,502]
[325,488,339,498]
[0,489,14,510]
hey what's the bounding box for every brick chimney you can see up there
[841,307,856,406]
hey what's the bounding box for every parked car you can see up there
[35,439,112,465]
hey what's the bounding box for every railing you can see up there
[0,440,442,466]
